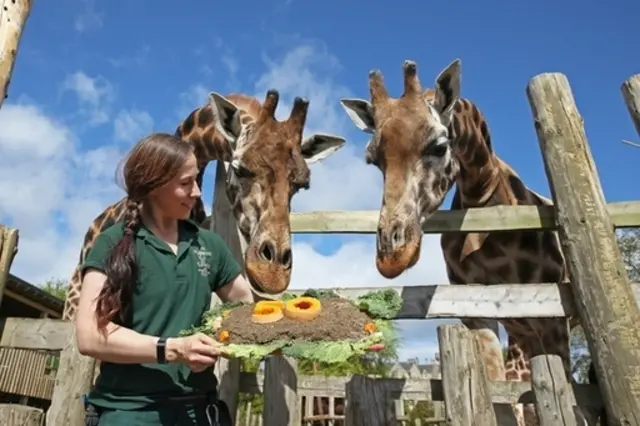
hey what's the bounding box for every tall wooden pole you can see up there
[0,0,32,109]
[527,72,640,425]
[0,225,19,308]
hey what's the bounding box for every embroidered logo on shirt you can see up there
[193,247,212,277]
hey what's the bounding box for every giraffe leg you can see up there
[504,338,533,426]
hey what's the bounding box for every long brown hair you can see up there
[94,132,195,332]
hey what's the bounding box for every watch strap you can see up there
[156,337,167,364]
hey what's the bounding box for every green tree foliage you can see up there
[41,278,68,301]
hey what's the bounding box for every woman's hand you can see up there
[166,333,223,372]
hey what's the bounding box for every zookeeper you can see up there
[75,132,260,426]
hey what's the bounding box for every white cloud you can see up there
[0,101,124,285]
[61,71,114,125]
[113,109,154,142]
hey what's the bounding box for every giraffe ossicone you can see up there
[62,88,346,322]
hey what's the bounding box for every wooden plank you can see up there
[288,201,640,234]
[45,325,95,426]
[0,0,32,109]
[0,404,44,426]
[345,375,398,426]
[621,74,640,137]
[281,282,640,319]
[530,355,578,426]
[0,318,72,351]
[527,72,640,424]
[437,324,497,426]
[262,355,300,426]
[0,225,19,308]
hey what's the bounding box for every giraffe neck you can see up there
[450,99,500,207]
[175,104,235,166]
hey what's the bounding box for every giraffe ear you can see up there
[433,59,461,120]
[301,133,346,165]
[209,92,243,147]
[340,98,375,134]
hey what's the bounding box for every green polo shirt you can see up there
[80,219,242,410]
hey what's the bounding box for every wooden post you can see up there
[262,355,300,425]
[437,324,497,426]
[345,375,397,426]
[530,355,577,426]
[0,404,44,426]
[527,72,640,424]
[210,159,243,423]
[0,0,32,109]
[0,225,19,307]
[621,74,640,138]
[46,329,96,426]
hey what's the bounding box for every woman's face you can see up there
[148,152,201,220]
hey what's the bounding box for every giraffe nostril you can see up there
[390,224,403,248]
[281,248,292,270]
[259,241,276,263]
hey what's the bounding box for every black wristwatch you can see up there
[157,337,168,364]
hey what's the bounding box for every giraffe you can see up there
[339,59,596,425]
[62,89,346,322]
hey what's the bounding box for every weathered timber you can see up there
[262,355,300,426]
[345,375,398,426]
[0,225,19,307]
[621,74,640,137]
[287,201,639,234]
[0,318,72,350]
[210,160,242,423]
[438,324,497,426]
[0,0,32,108]
[0,404,44,426]
[527,72,640,424]
[530,355,577,426]
[272,282,640,319]
[45,325,95,426]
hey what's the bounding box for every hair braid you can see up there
[95,199,142,332]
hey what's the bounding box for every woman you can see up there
[75,132,255,425]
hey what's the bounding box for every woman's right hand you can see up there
[166,333,222,372]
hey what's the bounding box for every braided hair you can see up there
[94,132,195,332]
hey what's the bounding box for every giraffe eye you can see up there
[231,161,255,179]
[423,137,449,158]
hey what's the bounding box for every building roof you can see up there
[4,273,64,317]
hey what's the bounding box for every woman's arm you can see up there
[215,273,256,303]
[76,269,217,364]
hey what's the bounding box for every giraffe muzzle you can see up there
[244,241,293,294]
[375,222,422,279]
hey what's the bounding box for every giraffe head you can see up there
[210,89,346,295]
[339,59,461,278]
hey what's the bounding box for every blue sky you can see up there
[0,0,637,363]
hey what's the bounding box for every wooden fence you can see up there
[1,69,640,425]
